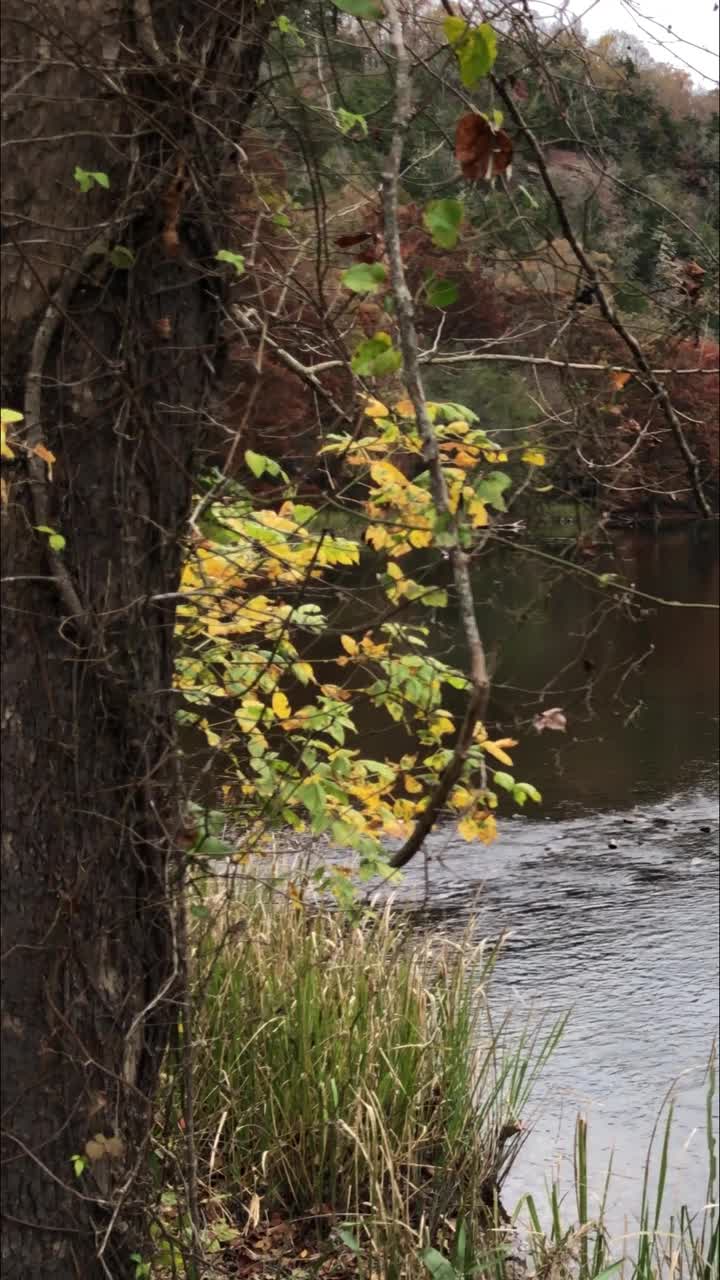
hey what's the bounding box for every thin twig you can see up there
[23,259,91,637]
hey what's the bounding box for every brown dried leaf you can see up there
[335,232,372,248]
[455,113,513,182]
[533,707,567,733]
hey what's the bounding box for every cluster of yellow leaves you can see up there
[173,420,542,879]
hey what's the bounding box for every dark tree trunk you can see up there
[1,3,272,1274]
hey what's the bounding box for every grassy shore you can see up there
[151,888,718,1279]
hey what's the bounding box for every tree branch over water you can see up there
[382,0,490,872]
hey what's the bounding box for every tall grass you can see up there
[168,888,563,1275]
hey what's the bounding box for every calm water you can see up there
[370,526,720,1224]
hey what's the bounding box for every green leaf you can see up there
[457,24,497,87]
[109,245,135,269]
[423,199,464,250]
[74,166,110,193]
[244,449,266,478]
[420,1247,458,1280]
[341,262,387,294]
[35,525,66,552]
[193,835,233,856]
[493,771,515,792]
[371,346,402,376]
[241,451,289,482]
[216,249,246,276]
[336,108,368,136]
[421,588,448,608]
[433,400,478,423]
[475,470,512,511]
[515,782,542,803]
[351,333,401,377]
[272,212,291,227]
[336,1225,362,1254]
[425,277,459,309]
[593,1267,622,1280]
[273,14,305,43]
[299,780,326,818]
[333,0,384,17]
[443,15,468,46]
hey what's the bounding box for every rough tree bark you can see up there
[1,3,273,1275]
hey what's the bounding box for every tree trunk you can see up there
[1,3,272,1274]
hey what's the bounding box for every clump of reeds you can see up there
[166,888,562,1275]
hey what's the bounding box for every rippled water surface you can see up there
[380,785,719,1221]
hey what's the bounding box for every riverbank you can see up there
[152,879,717,1279]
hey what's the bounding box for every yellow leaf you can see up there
[430,716,454,738]
[483,449,508,463]
[364,398,389,419]
[404,774,423,794]
[521,448,546,466]
[386,561,403,581]
[458,811,497,844]
[340,634,359,656]
[370,459,408,489]
[408,527,433,548]
[445,420,469,434]
[253,509,298,533]
[467,497,488,528]
[359,634,388,658]
[272,690,291,720]
[199,718,221,747]
[477,813,497,844]
[457,816,480,841]
[394,399,416,418]
[365,524,388,551]
[482,738,517,766]
[1,425,15,460]
[449,786,472,809]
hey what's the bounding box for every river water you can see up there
[368,525,720,1226]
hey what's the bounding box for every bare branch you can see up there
[382,0,489,872]
[490,70,715,518]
